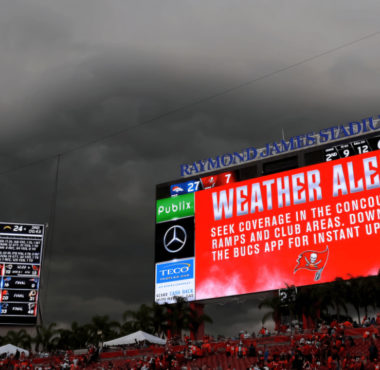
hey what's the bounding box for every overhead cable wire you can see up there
[0,30,379,177]
[40,154,61,324]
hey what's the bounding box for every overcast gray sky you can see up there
[0,0,380,336]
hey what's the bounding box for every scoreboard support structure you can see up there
[189,302,205,341]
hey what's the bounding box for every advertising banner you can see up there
[155,258,195,304]
[155,217,195,263]
[194,150,380,300]
[156,193,194,223]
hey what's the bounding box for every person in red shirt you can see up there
[290,336,296,348]
[195,345,203,358]
[184,335,190,345]
[202,341,211,355]
[226,342,231,357]
[363,329,371,343]
[342,321,352,329]
[373,326,379,339]
[376,313,380,326]
[302,342,312,363]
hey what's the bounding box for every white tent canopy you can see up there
[104,330,166,346]
[0,344,29,356]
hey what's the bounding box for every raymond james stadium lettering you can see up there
[180,115,380,177]
[212,153,380,221]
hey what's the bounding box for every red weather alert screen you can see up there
[194,150,380,300]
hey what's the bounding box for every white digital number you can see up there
[187,181,200,192]
[225,174,231,183]
[342,149,350,157]
[357,145,369,154]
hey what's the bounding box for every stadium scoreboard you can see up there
[0,222,45,325]
[155,126,380,304]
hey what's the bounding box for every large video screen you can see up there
[0,222,45,325]
[155,149,380,304]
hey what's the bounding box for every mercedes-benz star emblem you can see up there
[163,225,187,253]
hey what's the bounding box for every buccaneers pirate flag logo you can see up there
[294,247,329,281]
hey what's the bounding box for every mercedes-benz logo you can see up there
[163,225,187,253]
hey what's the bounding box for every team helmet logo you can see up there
[171,186,184,193]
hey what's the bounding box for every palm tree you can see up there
[56,328,74,350]
[258,292,283,330]
[34,323,60,352]
[3,329,32,350]
[123,304,154,333]
[359,276,378,319]
[150,302,168,338]
[70,321,91,348]
[346,276,367,324]
[165,297,191,338]
[326,278,348,322]
[120,319,136,336]
[375,271,380,309]
[299,282,334,325]
[87,315,120,344]
[292,285,324,329]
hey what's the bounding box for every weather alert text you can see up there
[194,150,380,301]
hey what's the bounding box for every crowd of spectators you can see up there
[0,315,379,369]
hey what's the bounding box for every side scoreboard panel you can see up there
[0,222,45,325]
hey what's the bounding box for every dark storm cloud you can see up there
[0,0,380,334]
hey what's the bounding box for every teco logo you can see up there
[163,225,187,253]
[160,263,191,276]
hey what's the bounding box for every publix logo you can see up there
[156,259,194,284]
[158,201,191,216]
[156,193,194,223]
